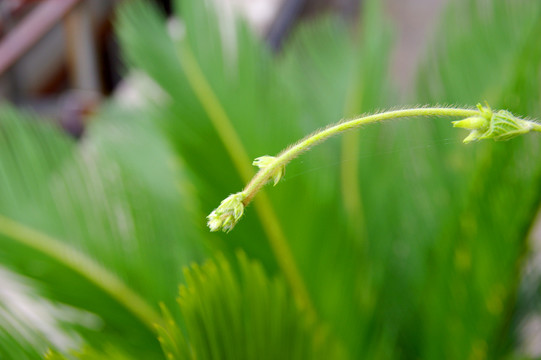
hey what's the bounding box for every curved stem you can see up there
[0,214,163,331]
[242,107,479,205]
[532,122,541,132]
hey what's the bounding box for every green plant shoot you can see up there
[208,104,540,233]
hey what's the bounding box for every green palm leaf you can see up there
[157,252,344,360]
[0,105,204,357]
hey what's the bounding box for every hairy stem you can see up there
[242,107,479,205]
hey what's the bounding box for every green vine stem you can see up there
[208,104,540,233]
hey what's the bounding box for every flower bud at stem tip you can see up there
[452,116,488,130]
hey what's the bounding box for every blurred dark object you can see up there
[0,0,355,136]
[0,0,120,136]
[266,0,360,51]
[59,90,98,138]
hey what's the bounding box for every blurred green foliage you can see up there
[0,0,540,359]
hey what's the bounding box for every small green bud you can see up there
[452,116,488,130]
[454,103,535,143]
[252,155,285,186]
[480,110,533,141]
[462,130,482,144]
[207,192,245,232]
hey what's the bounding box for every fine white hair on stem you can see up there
[208,104,539,233]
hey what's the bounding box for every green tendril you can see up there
[208,104,539,233]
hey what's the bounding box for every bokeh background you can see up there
[1,0,541,359]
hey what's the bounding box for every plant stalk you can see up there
[242,107,479,205]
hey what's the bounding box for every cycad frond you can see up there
[0,105,204,358]
[157,252,345,360]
